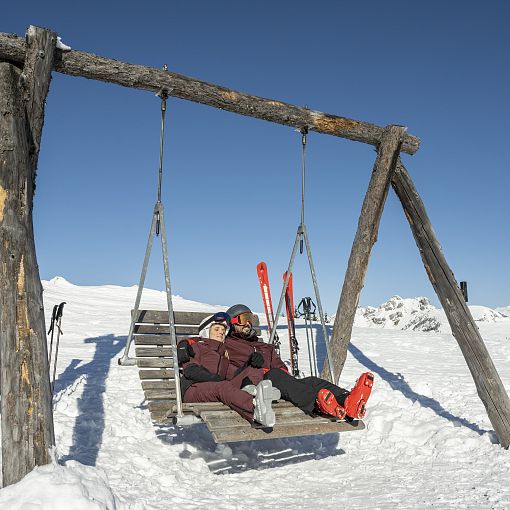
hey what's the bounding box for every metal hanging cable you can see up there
[300,127,307,254]
[268,127,337,383]
[118,80,187,421]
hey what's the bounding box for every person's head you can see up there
[206,312,230,342]
[226,304,255,338]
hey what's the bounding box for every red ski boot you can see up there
[343,372,374,419]
[316,389,346,420]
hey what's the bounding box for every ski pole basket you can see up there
[133,309,365,443]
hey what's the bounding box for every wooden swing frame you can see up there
[1,25,510,485]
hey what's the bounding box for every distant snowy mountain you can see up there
[354,296,443,332]
[353,295,510,333]
[495,306,510,318]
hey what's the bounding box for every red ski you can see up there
[283,271,300,376]
[257,262,280,353]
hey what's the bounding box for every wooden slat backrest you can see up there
[134,309,260,420]
[133,309,268,427]
[132,310,260,339]
[132,310,260,327]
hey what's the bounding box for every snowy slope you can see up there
[1,279,510,509]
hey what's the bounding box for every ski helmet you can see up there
[226,304,252,318]
[198,312,231,337]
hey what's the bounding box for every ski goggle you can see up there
[211,312,231,324]
[231,312,254,326]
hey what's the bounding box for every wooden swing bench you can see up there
[132,309,365,443]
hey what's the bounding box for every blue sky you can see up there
[4,1,510,312]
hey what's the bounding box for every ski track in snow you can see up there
[1,278,510,509]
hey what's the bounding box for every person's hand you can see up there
[177,340,195,364]
[248,351,264,368]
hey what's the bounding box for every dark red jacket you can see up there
[224,332,287,372]
[179,337,240,395]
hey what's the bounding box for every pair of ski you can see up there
[256,262,299,377]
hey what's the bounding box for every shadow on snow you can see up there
[346,341,490,436]
[153,421,344,475]
[282,322,489,436]
[57,334,126,466]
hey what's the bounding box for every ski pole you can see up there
[47,304,58,364]
[51,302,66,394]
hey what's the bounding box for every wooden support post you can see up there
[0,26,56,486]
[391,160,510,448]
[321,125,406,382]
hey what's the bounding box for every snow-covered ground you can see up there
[1,278,510,509]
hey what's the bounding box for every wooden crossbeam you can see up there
[0,31,420,155]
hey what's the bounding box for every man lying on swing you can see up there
[177,306,374,428]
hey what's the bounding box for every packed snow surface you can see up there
[1,277,510,509]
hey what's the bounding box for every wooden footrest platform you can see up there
[155,400,365,443]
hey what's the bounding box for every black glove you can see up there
[248,351,264,368]
[183,364,222,382]
[177,340,195,365]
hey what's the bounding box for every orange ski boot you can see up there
[316,389,346,420]
[343,372,374,419]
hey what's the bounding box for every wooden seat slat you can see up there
[134,326,199,336]
[134,325,175,335]
[137,358,175,368]
[204,412,350,430]
[136,347,174,357]
[155,400,296,418]
[144,389,177,400]
[134,336,173,346]
[141,380,176,390]
[139,369,175,379]
[211,419,365,443]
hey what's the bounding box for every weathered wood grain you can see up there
[0,31,420,155]
[144,390,176,400]
[322,125,407,382]
[210,419,364,443]
[137,358,175,368]
[138,369,175,379]
[141,380,176,391]
[135,347,174,357]
[0,27,56,486]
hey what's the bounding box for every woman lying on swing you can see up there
[177,309,374,427]
[177,313,279,427]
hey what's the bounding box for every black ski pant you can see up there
[263,368,350,415]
